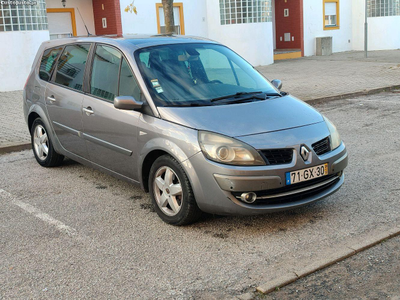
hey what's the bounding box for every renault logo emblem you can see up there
[300,146,310,161]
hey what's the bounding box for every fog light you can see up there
[240,192,257,204]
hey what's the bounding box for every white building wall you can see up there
[303,0,353,56]
[119,0,273,66]
[366,16,400,50]
[46,0,95,36]
[352,0,400,51]
[119,0,208,37]
[205,0,274,66]
[0,31,49,91]
[351,0,364,51]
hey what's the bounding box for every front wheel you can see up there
[149,155,202,225]
[31,118,64,167]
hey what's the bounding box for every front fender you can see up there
[137,136,202,192]
[140,137,194,163]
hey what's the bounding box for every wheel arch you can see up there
[28,111,40,132]
[27,104,62,154]
[27,104,50,132]
[139,138,201,193]
[141,149,168,192]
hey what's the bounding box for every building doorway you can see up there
[273,0,303,60]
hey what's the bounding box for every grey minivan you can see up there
[23,35,348,225]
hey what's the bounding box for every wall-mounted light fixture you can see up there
[61,0,66,7]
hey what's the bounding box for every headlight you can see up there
[198,131,266,166]
[324,116,341,150]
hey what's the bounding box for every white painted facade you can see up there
[205,0,274,66]
[119,0,274,66]
[1,1,400,91]
[352,0,400,51]
[46,0,95,37]
[120,0,208,37]
[0,31,49,91]
[303,0,353,56]
[303,0,400,56]
[0,0,95,91]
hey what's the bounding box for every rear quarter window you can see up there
[39,47,63,81]
[55,43,91,92]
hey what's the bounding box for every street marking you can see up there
[0,189,78,237]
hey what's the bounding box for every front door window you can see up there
[90,45,122,101]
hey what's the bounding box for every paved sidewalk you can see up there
[1,50,399,150]
[258,49,400,101]
[0,90,28,151]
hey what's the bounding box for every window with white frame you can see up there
[0,1,48,32]
[219,0,272,25]
[368,0,400,17]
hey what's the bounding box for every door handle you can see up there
[83,107,94,116]
[47,95,56,103]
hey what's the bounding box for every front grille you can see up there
[255,177,340,205]
[260,149,293,165]
[232,173,341,206]
[312,137,331,155]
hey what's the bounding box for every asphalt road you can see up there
[1,92,399,299]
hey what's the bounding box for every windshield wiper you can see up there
[211,91,281,103]
[175,102,213,107]
[226,95,282,105]
[211,91,263,102]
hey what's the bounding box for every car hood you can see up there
[157,95,324,137]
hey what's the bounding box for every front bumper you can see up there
[186,132,348,216]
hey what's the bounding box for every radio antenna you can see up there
[76,7,92,36]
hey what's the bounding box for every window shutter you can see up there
[325,2,337,16]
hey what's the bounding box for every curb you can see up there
[305,85,400,105]
[256,225,400,295]
[0,143,31,155]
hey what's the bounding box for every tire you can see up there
[31,118,64,167]
[149,155,202,225]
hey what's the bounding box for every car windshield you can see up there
[134,43,279,107]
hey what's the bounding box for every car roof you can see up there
[40,34,218,51]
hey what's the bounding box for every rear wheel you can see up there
[31,118,64,167]
[149,155,202,225]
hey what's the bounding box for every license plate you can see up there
[286,163,328,185]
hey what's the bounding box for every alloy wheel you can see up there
[33,124,49,161]
[153,166,183,216]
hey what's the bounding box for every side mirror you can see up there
[114,96,143,110]
[271,79,283,90]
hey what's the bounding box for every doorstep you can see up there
[274,49,302,61]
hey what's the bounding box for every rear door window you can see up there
[55,44,91,92]
[90,45,121,101]
[39,47,63,81]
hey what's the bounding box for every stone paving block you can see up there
[0,90,30,148]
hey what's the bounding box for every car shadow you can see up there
[56,155,338,238]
